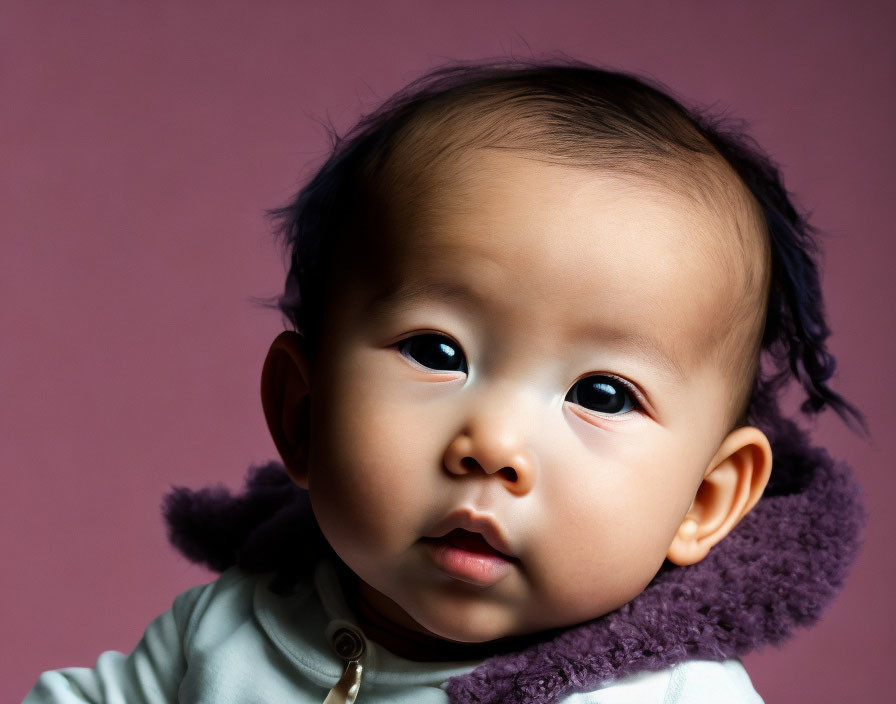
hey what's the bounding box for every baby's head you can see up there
[260,63,857,648]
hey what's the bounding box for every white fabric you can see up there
[562,659,763,703]
[25,565,763,703]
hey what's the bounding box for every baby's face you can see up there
[303,151,744,643]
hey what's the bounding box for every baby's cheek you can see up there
[524,487,675,624]
[309,409,423,541]
[532,539,668,626]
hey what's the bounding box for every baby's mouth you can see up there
[421,529,517,586]
[426,528,512,558]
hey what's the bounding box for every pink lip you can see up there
[421,509,518,586]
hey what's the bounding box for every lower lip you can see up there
[422,539,515,587]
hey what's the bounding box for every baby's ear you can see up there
[261,331,313,488]
[666,426,772,566]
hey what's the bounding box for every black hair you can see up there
[267,59,864,432]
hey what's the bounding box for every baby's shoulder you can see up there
[173,567,314,648]
[171,567,257,625]
[561,659,763,704]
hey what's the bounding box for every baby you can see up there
[26,62,864,703]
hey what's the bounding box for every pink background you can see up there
[3,1,894,701]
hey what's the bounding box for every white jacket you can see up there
[25,564,763,703]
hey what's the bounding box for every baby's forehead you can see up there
[372,141,765,286]
[371,150,762,317]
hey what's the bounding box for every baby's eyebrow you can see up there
[572,322,687,383]
[369,278,485,311]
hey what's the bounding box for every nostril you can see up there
[460,457,479,471]
[501,467,518,483]
[457,458,519,483]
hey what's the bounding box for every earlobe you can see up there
[260,331,313,488]
[666,426,772,566]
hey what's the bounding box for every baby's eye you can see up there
[398,334,468,373]
[565,375,638,415]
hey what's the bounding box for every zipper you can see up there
[323,626,365,704]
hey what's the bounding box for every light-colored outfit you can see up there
[25,563,762,703]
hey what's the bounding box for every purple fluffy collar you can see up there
[165,417,864,703]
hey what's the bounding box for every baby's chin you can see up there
[414,611,521,645]
[355,578,555,652]
[365,604,563,662]
[386,593,584,650]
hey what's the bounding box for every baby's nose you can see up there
[442,407,537,496]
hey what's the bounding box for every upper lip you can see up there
[424,508,518,559]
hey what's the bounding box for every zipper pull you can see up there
[323,661,362,704]
[323,627,365,704]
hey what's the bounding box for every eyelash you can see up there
[396,333,641,416]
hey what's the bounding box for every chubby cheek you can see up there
[525,416,697,622]
[527,495,673,623]
[305,379,439,570]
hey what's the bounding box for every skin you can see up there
[262,151,772,656]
